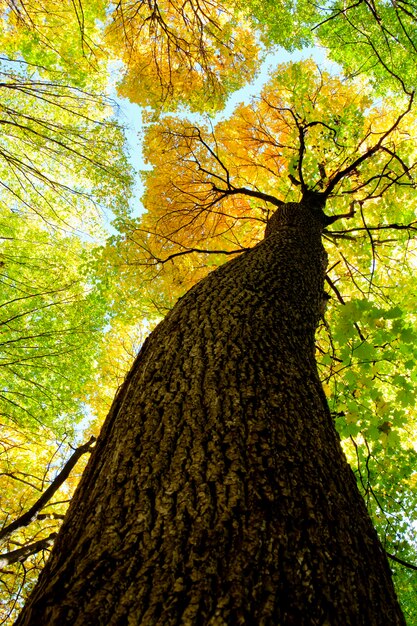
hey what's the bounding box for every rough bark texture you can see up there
[16,200,405,625]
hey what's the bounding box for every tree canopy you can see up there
[1,0,417,623]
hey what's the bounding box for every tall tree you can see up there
[118,67,417,621]
[3,0,417,620]
[15,62,415,624]
[0,2,263,614]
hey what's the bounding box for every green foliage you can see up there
[317,250,417,614]
[316,0,417,94]
[0,213,108,434]
[0,52,133,434]
[0,60,132,226]
[236,0,417,95]
[233,0,316,49]
[0,6,135,619]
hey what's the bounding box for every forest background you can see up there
[0,0,417,623]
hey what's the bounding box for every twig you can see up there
[386,551,417,571]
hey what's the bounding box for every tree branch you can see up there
[146,246,249,265]
[326,220,417,236]
[386,550,417,571]
[323,92,415,196]
[312,0,363,31]
[211,184,283,208]
[0,436,96,544]
[0,533,57,569]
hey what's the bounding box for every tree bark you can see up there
[16,200,405,625]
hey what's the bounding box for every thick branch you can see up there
[323,202,356,225]
[0,436,96,544]
[0,533,57,569]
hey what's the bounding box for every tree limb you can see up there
[324,92,414,196]
[147,246,249,265]
[0,533,57,569]
[211,184,283,208]
[386,550,417,571]
[0,436,96,544]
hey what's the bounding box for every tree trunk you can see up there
[16,200,405,625]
